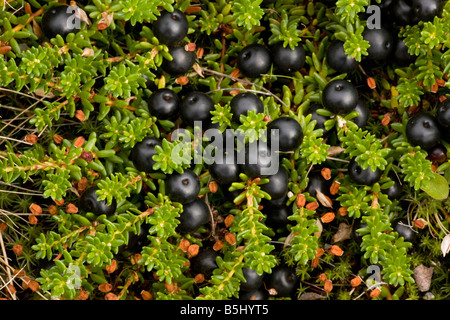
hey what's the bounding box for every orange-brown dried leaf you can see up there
[106,260,117,274]
[28,214,38,225]
[48,204,58,215]
[209,181,218,194]
[194,273,205,284]
[413,218,427,229]
[350,276,362,287]
[6,284,16,296]
[320,212,335,223]
[25,2,32,14]
[305,201,319,211]
[430,83,439,93]
[30,203,42,216]
[329,245,344,256]
[175,76,189,85]
[330,181,341,195]
[66,203,78,214]
[133,253,142,265]
[315,247,325,258]
[188,244,200,257]
[179,238,190,252]
[370,287,381,298]
[196,47,204,59]
[213,240,224,251]
[337,207,348,216]
[53,134,64,144]
[224,214,234,227]
[296,194,306,208]
[367,77,376,89]
[28,280,40,292]
[77,290,89,300]
[75,109,86,122]
[74,136,85,148]
[185,42,196,52]
[99,283,112,293]
[185,6,202,13]
[141,290,152,300]
[324,279,333,293]
[381,114,391,126]
[318,273,327,282]
[13,269,25,277]
[230,68,241,79]
[436,79,446,87]
[77,177,88,192]
[225,232,236,245]
[104,293,118,300]
[22,277,30,290]
[0,46,12,54]
[12,244,22,256]
[321,168,332,180]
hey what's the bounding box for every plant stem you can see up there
[201,67,290,109]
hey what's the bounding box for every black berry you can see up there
[79,187,117,216]
[131,137,162,173]
[162,46,196,75]
[180,91,215,126]
[153,9,188,46]
[42,5,81,39]
[363,28,393,61]
[166,169,200,204]
[237,44,272,78]
[178,198,210,233]
[272,42,306,74]
[406,113,441,150]
[326,40,359,74]
[348,158,382,185]
[322,79,359,114]
[147,88,180,120]
[267,117,304,152]
[230,92,264,123]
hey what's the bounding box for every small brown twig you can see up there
[201,67,290,110]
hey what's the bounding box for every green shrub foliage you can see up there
[0,0,449,300]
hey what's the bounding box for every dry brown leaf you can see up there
[298,292,326,300]
[413,264,434,292]
[331,223,352,243]
[316,190,333,208]
[327,146,345,156]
